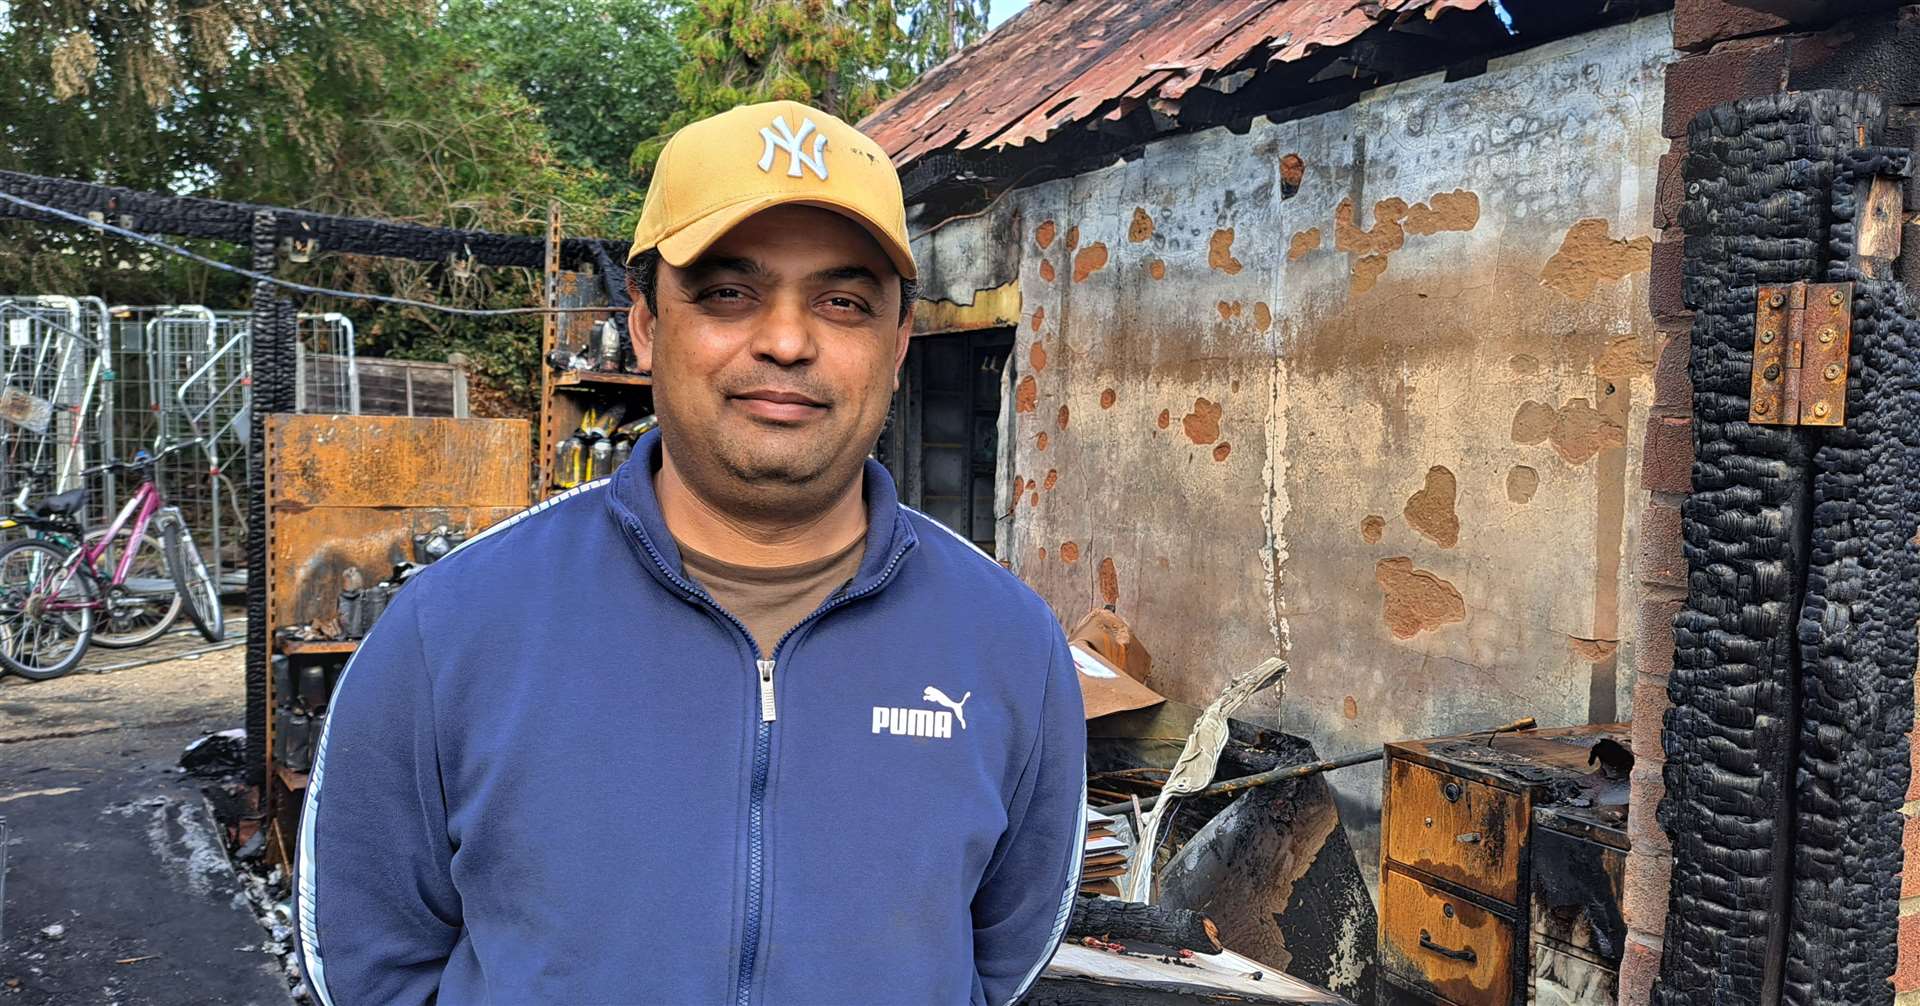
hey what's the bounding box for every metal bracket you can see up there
[1750,281,1851,426]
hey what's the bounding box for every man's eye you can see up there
[825,296,874,315]
[699,287,746,302]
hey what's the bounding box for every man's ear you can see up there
[891,302,914,391]
[628,297,657,374]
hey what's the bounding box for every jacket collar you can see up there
[607,427,918,600]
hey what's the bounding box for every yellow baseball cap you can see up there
[628,100,917,281]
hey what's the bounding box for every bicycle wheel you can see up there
[81,527,184,649]
[162,518,224,642]
[0,539,98,680]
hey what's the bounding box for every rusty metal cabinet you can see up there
[1377,724,1630,1006]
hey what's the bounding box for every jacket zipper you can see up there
[625,516,914,1006]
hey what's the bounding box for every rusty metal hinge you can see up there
[1750,281,1851,426]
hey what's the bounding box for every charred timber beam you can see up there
[0,170,624,271]
[1067,897,1223,955]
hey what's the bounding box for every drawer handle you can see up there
[1419,930,1477,964]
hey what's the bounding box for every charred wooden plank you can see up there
[1068,897,1223,955]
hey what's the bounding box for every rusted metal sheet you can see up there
[1749,282,1851,427]
[862,0,1492,168]
[265,414,532,509]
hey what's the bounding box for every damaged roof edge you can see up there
[861,0,1501,175]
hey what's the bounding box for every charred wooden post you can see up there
[1658,90,1916,1006]
[243,210,283,791]
[1068,896,1223,955]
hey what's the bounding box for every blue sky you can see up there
[989,0,1029,29]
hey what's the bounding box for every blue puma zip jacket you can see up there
[293,428,1087,1005]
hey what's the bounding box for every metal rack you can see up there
[0,295,115,528]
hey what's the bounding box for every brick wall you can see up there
[1619,4,1920,1004]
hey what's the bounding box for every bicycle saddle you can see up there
[33,488,89,518]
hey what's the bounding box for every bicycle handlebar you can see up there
[78,438,203,477]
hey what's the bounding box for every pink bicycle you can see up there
[0,440,224,680]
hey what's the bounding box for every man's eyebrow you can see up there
[680,255,768,285]
[810,264,883,287]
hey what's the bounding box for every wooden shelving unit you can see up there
[277,639,359,656]
[537,205,652,497]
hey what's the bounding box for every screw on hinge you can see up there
[1755,400,1772,415]
[1820,328,1836,345]
[1814,402,1831,418]
[1825,363,1843,381]
[1830,290,1844,306]
[1764,364,1782,381]
[1769,291,1786,309]
[1761,330,1776,344]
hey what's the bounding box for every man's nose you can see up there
[752,294,818,366]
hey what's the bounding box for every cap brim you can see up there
[652,194,917,281]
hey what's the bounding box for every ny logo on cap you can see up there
[757,115,829,181]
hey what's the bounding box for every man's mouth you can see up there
[729,388,830,422]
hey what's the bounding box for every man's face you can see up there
[629,205,912,512]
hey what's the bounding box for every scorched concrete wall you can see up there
[909,13,1674,877]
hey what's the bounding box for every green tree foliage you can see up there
[0,1,644,412]
[635,0,987,173]
[442,0,683,176]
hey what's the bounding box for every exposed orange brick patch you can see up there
[1542,218,1654,301]
[1072,243,1109,282]
[1403,465,1459,548]
[1361,515,1385,543]
[1064,226,1080,251]
[1402,189,1481,235]
[1375,558,1467,639]
[1147,259,1166,280]
[1512,397,1627,465]
[1157,409,1170,429]
[1213,442,1232,462]
[1208,229,1244,274]
[1035,220,1056,249]
[1029,342,1047,371]
[1288,228,1322,260]
[1351,254,1390,295]
[1057,405,1070,430]
[1217,301,1243,320]
[1182,398,1222,445]
[1128,208,1154,243]
[1036,431,1049,451]
[1014,375,1037,413]
[1098,557,1119,604]
[1038,259,1055,283]
[1031,306,1045,330]
[1100,388,1116,409]
[1060,541,1080,563]
[1280,153,1306,190]
[1253,302,1272,332]
[1343,695,1358,720]
[1043,470,1058,491]
[1570,637,1621,662]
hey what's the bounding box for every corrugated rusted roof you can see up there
[862,0,1498,170]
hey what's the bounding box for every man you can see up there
[294,100,1086,1005]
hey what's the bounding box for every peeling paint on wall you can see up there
[1014,375,1037,413]
[1507,465,1540,503]
[1568,636,1620,661]
[906,11,1672,887]
[1029,342,1048,370]
[1375,558,1467,639]
[1209,228,1244,274]
[1129,208,1155,242]
[1072,243,1109,282]
[1540,217,1653,300]
[1182,397,1223,444]
[1511,397,1628,464]
[1403,465,1460,548]
[1099,557,1120,605]
[1289,228,1323,260]
[1035,220,1056,249]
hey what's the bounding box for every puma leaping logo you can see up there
[923,686,971,730]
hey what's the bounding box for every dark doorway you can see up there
[877,327,1014,555]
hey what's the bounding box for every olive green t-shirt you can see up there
[676,534,866,657]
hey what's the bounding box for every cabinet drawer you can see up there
[1385,758,1527,903]
[1381,867,1518,1005]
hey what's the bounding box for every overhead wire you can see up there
[0,189,622,318]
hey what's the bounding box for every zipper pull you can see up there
[757,659,777,722]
